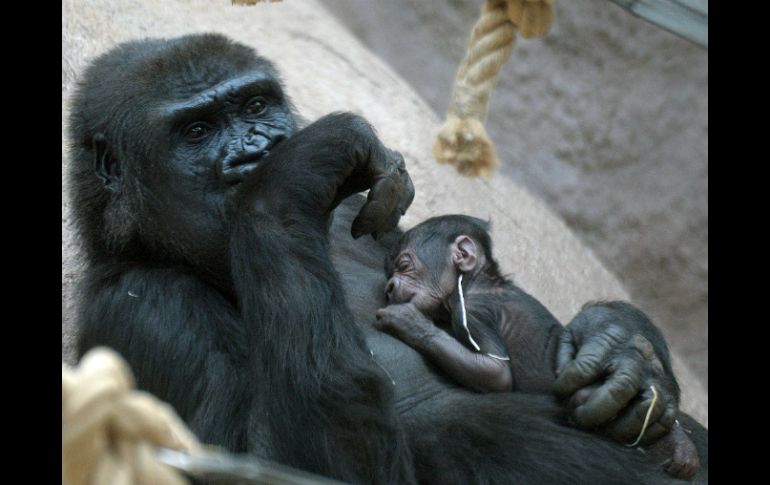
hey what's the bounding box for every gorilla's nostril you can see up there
[385,280,395,301]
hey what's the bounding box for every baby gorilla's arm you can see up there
[375,302,513,392]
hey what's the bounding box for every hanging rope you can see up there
[62,347,201,485]
[434,0,555,177]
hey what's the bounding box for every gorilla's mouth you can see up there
[221,151,269,184]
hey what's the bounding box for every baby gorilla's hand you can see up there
[375,303,439,348]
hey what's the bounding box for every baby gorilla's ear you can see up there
[451,235,478,272]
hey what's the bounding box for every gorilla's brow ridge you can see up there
[160,72,283,120]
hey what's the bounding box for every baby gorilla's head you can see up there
[384,215,494,318]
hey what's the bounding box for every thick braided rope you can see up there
[62,347,201,485]
[434,0,554,177]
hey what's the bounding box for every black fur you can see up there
[68,33,707,484]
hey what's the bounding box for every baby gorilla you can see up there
[377,215,559,393]
[376,215,700,480]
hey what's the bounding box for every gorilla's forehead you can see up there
[158,71,283,113]
[124,36,279,103]
[147,66,275,103]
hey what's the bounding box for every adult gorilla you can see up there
[69,33,706,484]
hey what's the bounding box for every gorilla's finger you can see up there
[397,170,415,216]
[638,402,677,446]
[638,421,670,446]
[372,207,403,240]
[383,148,404,172]
[553,336,613,398]
[628,334,655,360]
[570,356,644,429]
[371,159,410,236]
[602,390,666,443]
[374,311,386,329]
[555,328,576,376]
[658,401,678,429]
[387,150,414,214]
[352,200,391,239]
[391,149,406,168]
[351,175,401,238]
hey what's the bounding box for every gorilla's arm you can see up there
[226,112,415,483]
[554,301,681,445]
[237,112,414,238]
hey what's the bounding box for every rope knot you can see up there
[434,0,555,177]
[62,347,200,485]
[434,115,499,177]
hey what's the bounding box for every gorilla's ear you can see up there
[93,133,121,193]
[451,235,478,273]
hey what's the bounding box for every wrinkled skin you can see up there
[554,303,678,444]
[383,248,456,319]
[69,33,706,484]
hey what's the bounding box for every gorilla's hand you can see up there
[553,302,679,446]
[346,146,415,240]
[320,113,414,239]
[241,112,414,239]
[375,303,438,348]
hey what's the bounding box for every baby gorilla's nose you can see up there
[385,279,396,303]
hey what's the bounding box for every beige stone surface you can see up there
[320,0,709,393]
[62,0,706,426]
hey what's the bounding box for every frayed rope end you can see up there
[433,115,499,178]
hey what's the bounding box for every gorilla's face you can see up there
[139,70,297,254]
[156,71,296,187]
[385,244,456,319]
[69,34,298,270]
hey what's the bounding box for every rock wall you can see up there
[62,0,706,425]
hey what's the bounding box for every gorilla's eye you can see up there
[185,123,211,141]
[245,97,267,116]
[397,256,412,273]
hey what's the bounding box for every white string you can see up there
[486,352,510,361]
[626,385,659,447]
[458,275,509,361]
[369,349,396,386]
[458,274,481,351]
